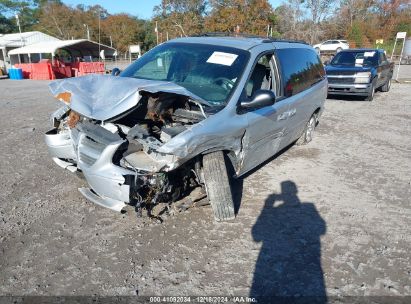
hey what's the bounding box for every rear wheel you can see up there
[202,151,235,222]
[296,113,317,145]
[380,77,391,92]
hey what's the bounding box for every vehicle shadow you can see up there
[327,94,366,101]
[250,180,327,303]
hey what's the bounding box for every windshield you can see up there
[121,42,250,106]
[331,51,378,67]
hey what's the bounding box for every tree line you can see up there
[1,0,410,54]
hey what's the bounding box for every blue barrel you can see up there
[8,68,23,80]
[8,68,15,79]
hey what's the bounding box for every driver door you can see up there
[237,53,290,176]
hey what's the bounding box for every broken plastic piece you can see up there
[67,111,80,129]
[55,92,71,104]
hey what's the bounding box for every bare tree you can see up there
[305,0,335,43]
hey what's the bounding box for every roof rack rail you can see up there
[262,38,308,45]
[192,32,308,45]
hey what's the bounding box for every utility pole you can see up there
[98,7,101,60]
[15,14,24,46]
[155,21,159,45]
[83,24,90,40]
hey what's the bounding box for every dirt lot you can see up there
[0,79,410,300]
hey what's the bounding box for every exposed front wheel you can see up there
[296,113,317,145]
[202,151,235,221]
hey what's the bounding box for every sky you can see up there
[62,0,284,20]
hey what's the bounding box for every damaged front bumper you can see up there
[77,135,133,212]
[45,122,183,213]
[45,124,136,212]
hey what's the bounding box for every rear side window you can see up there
[276,48,325,97]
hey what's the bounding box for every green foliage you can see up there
[348,22,363,47]
[0,0,37,29]
[396,22,411,36]
[0,12,16,32]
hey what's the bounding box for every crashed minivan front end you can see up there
[44,41,253,220]
[45,75,216,214]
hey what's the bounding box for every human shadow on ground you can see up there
[250,180,327,303]
[230,142,296,215]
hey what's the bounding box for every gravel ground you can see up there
[0,79,410,300]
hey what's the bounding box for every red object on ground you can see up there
[13,61,105,80]
[76,62,105,76]
[31,62,55,80]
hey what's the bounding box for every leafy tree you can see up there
[153,0,207,40]
[102,14,145,53]
[0,12,16,32]
[0,0,59,31]
[347,21,363,47]
[205,0,277,36]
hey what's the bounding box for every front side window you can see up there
[121,42,250,106]
[276,48,325,97]
[245,53,280,98]
[379,52,387,64]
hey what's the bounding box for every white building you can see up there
[0,31,60,72]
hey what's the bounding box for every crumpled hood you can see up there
[49,74,210,121]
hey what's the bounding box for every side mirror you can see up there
[111,67,121,76]
[240,89,276,109]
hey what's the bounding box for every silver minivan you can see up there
[45,36,327,221]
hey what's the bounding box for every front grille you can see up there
[79,135,107,166]
[76,122,122,167]
[327,77,355,84]
[326,70,355,76]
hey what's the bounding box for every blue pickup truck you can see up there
[325,49,394,101]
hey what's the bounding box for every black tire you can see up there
[365,79,376,101]
[202,151,235,221]
[296,113,317,146]
[380,77,391,92]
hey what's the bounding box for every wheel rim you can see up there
[306,117,316,142]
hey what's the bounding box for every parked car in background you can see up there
[313,40,349,54]
[45,36,327,222]
[325,49,394,101]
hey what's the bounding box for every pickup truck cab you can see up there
[325,49,394,101]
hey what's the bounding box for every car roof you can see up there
[166,36,308,51]
[339,48,381,52]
